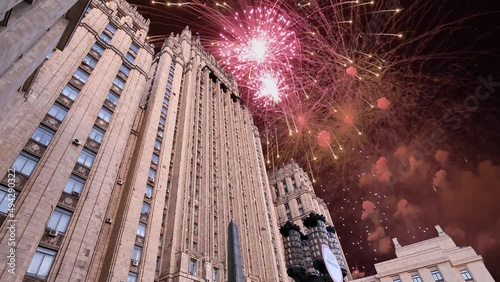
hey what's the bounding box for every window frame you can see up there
[61,84,80,101]
[31,125,55,146]
[26,247,57,278]
[91,43,105,55]
[106,91,120,106]
[98,107,113,123]
[136,222,146,238]
[141,202,151,215]
[105,23,117,34]
[64,174,86,194]
[0,184,18,215]
[82,54,98,69]
[125,52,136,64]
[131,245,142,262]
[89,126,105,144]
[77,148,96,168]
[12,151,39,176]
[113,76,126,89]
[119,64,131,76]
[48,103,68,122]
[47,207,73,233]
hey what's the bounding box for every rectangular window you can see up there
[98,107,113,123]
[12,152,39,176]
[85,6,92,14]
[159,116,166,126]
[167,81,172,88]
[137,222,146,237]
[91,43,105,55]
[130,42,139,54]
[154,140,161,150]
[431,270,444,281]
[393,279,402,282]
[189,259,196,275]
[119,64,130,76]
[106,23,117,34]
[113,77,125,89]
[31,125,55,146]
[145,185,153,198]
[284,203,290,210]
[286,213,292,221]
[296,197,302,205]
[64,174,85,194]
[47,207,73,233]
[48,103,68,121]
[125,52,135,64]
[194,205,199,217]
[127,272,138,282]
[275,187,280,198]
[131,245,142,262]
[73,68,89,84]
[77,149,96,168]
[0,185,18,214]
[141,202,150,215]
[163,97,169,105]
[299,207,305,215]
[460,269,473,280]
[213,268,218,281]
[152,153,159,165]
[165,88,171,96]
[157,128,164,138]
[27,247,57,278]
[83,54,97,69]
[99,32,112,44]
[148,168,156,180]
[161,107,168,115]
[61,84,80,101]
[89,126,105,144]
[412,275,423,282]
[106,91,119,106]
[168,73,174,81]
[193,223,198,235]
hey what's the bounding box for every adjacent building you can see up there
[268,161,352,280]
[350,226,495,282]
[0,0,288,281]
[0,0,91,122]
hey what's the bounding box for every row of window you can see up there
[392,268,473,282]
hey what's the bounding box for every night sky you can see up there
[127,0,500,279]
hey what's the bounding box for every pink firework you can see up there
[218,6,299,101]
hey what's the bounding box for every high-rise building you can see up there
[269,161,352,280]
[349,226,495,282]
[0,1,288,281]
[0,0,91,121]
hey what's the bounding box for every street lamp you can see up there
[279,213,348,282]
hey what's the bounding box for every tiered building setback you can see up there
[0,0,288,281]
[268,161,352,280]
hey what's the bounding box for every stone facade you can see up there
[350,226,495,282]
[268,161,352,280]
[0,0,90,123]
[0,1,288,282]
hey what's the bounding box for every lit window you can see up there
[145,185,153,198]
[99,32,112,44]
[83,54,97,69]
[131,245,142,262]
[152,153,159,165]
[0,184,18,214]
[89,126,105,144]
[77,149,96,168]
[12,152,39,176]
[48,103,68,121]
[284,203,289,210]
[431,270,444,281]
[154,140,161,150]
[189,259,196,275]
[119,64,130,76]
[31,125,55,146]
[159,116,166,126]
[61,84,80,101]
[98,107,113,123]
[141,202,150,215]
[113,77,125,89]
[91,43,105,55]
[136,222,146,238]
[412,275,423,282]
[125,52,135,64]
[64,174,85,194]
[27,247,56,278]
[130,42,139,54]
[127,272,138,282]
[105,23,117,34]
[461,269,473,281]
[106,91,119,106]
[47,207,72,233]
